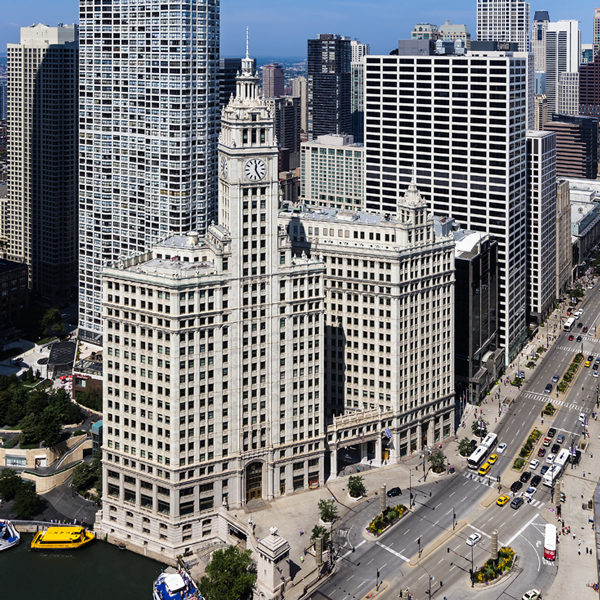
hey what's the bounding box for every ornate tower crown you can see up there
[236,28,259,102]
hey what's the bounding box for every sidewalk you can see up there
[245,286,594,598]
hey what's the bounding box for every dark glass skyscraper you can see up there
[307,34,351,139]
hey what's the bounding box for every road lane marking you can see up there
[449,491,456,497]
[375,541,410,562]
[504,513,539,546]
[468,524,490,539]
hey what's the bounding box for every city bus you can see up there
[553,448,570,473]
[543,449,570,486]
[544,524,557,561]
[564,317,576,332]
[467,433,498,470]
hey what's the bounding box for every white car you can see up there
[524,486,537,500]
[546,454,555,464]
[522,590,542,600]
[580,413,586,424]
[594,370,599,378]
[529,459,540,470]
[466,532,482,546]
[497,442,507,454]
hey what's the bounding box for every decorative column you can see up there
[253,527,291,600]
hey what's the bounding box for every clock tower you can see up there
[218,35,280,279]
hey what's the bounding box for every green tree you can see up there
[472,418,487,439]
[311,524,330,544]
[19,412,42,446]
[0,469,21,500]
[348,475,366,498]
[12,480,43,519]
[199,546,256,600]
[38,408,62,447]
[427,450,446,473]
[40,308,61,336]
[71,462,95,493]
[77,389,102,412]
[458,437,473,457]
[5,388,27,426]
[317,498,338,523]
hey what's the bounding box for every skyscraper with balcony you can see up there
[78,0,220,342]
[477,0,531,52]
[307,34,351,139]
[6,24,78,299]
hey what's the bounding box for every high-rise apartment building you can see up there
[526,131,557,324]
[97,54,326,559]
[364,48,530,360]
[6,24,78,299]
[411,24,439,41]
[594,8,600,57]
[532,11,550,72]
[300,134,364,210]
[579,56,600,116]
[350,40,370,63]
[545,114,599,179]
[351,59,365,143]
[267,96,301,171]
[261,63,285,98]
[477,0,531,52]
[0,76,7,121]
[291,76,308,134]
[545,20,581,114]
[78,0,220,342]
[556,179,572,297]
[439,21,471,49]
[534,94,549,130]
[218,58,242,109]
[558,72,580,116]
[280,182,456,457]
[307,34,351,139]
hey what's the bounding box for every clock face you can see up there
[244,158,266,182]
[220,157,228,178]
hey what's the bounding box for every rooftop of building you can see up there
[0,258,28,276]
[280,204,398,226]
[433,216,490,257]
[533,11,550,21]
[526,129,555,139]
[303,134,363,148]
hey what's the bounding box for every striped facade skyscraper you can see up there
[78,0,220,342]
[477,0,531,52]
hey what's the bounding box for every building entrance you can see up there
[246,462,263,502]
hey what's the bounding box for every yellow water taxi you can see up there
[30,526,95,551]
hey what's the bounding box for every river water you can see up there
[2,533,164,599]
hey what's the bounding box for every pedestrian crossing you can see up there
[461,472,546,508]
[522,390,581,411]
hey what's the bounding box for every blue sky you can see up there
[1,0,599,56]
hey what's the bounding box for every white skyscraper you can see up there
[532,10,550,72]
[350,39,370,62]
[526,131,557,323]
[78,0,220,342]
[477,0,531,52]
[545,20,581,114]
[364,49,530,361]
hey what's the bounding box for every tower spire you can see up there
[246,26,249,59]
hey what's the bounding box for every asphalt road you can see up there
[316,285,600,600]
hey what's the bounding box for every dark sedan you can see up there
[531,475,542,487]
[520,471,531,483]
[510,481,523,493]
[386,486,402,497]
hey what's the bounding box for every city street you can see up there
[314,284,600,600]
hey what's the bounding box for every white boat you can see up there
[0,519,20,551]
[153,567,203,600]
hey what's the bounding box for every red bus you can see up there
[544,524,557,560]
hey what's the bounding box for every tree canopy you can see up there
[199,546,256,600]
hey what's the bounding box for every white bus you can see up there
[564,317,576,331]
[467,445,488,470]
[544,524,557,560]
[542,450,570,486]
[467,433,498,470]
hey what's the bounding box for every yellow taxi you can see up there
[496,495,510,506]
[478,462,491,476]
[488,453,498,464]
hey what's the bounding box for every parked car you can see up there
[551,444,560,454]
[531,475,542,487]
[510,481,523,493]
[529,459,540,470]
[540,466,549,475]
[557,434,565,444]
[546,454,556,464]
[547,428,557,438]
[543,437,551,446]
[537,448,546,457]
